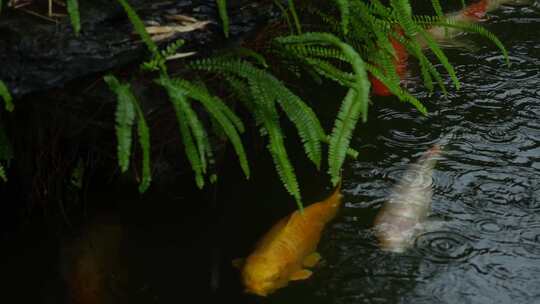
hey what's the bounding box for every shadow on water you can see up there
[3,3,540,304]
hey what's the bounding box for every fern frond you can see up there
[116,0,160,60]
[418,17,509,66]
[369,0,393,18]
[276,32,370,186]
[133,102,151,193]
[0,164,5,182]
[172,79,250,179]
[327,89,360,185]
[305,57,356,87]
[228,47,269,68]
[189,58,325,168]
[287,0,302,34]
[276,32,370,122]
[273,0,294,34]
[66,0,81,36]
[104,75,136,173]
[159,77,205,188]
[366,64,428,115]
[267,77,325,168]
[417,27,460,89]
[0,80,13,112]
[249,78,302,209]
[431,0,444,18]
[223,74,259,121]
[216,0,229,38]
[333,0,350,34]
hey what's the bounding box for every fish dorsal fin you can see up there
[290,269,313,281]
[303,252,322,268]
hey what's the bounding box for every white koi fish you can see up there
[374,145,443,253]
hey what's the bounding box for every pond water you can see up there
[3,3,539,304]
[238,4,540,304]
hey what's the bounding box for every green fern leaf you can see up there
[66,0,81,36]
[216,0,230,38]
[0,80,13,112]
[134,104,151,193]
[0,164,6,182]
[431,0,444,18]
[273,0,294,34]
[159,77,205,188]
[173,79,250,179]
[417,27,460,89]
[116,0,160,59]
[334,0,350,34]
[287,0,302,34]
[104,75,136,173]
[328,89,360,185]
[249,78,302,209]
[366,63,428,114]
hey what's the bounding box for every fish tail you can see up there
[327,179,343,207]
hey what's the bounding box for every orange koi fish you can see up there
[236,183,342,296]
[374,145,442,252]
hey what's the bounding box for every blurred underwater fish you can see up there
[373,144,443,253]
[234,183,342,296]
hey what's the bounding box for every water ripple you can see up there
[413,231,475,264]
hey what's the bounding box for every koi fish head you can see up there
[242,255,289,296]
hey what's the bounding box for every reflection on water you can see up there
[306,5,540,304]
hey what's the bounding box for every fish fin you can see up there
[303,252,322,268]
[231,258,244,269]
[290,269,313,281]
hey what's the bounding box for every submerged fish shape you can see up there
[237,184,342,296]
[374,145,442,253]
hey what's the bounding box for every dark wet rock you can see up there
[0,0,278,97]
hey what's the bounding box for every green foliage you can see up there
[116,0,160,60]
[189,57,332,208]
[159,77,250,186]
[333,0,350,34]
[104,75,152,193]
[66,0,81,36]
[287,0,302,34]
[0,165,5,182]
[0,81,12,182]
[142,39,185,72]
[216,0,230,38]
[275,32,370,186]
[109,0,509,208]
[0,123,12,182]
[413,15,509,65]
[0,80,13,112]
